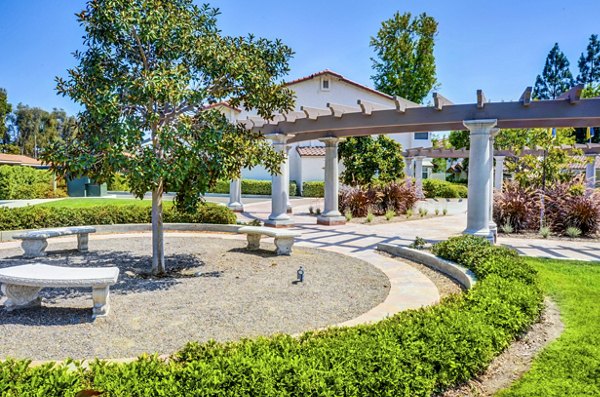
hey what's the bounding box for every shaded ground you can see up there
[0,235,389,361]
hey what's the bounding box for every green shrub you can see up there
[565,226,582,238]
[0,203,236,231]
[106,173,130,191]
[422,179,468,199]
[366,209,374,223]
[0,165,56,200]
[385,209,395,221]
[1,236,542,396]
[206,179,298,196]
[302,181,324,197]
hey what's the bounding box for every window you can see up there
[414,132,429,140]
[321,77,330,91]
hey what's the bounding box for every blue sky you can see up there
[0,0,598,115]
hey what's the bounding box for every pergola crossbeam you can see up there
[301,106,331,120]
[557,84,584,104]
[433,93,453,111]
[327,102,360,118]
[477,89,486,109]
[283,111,306,123]
[357,99,392,115]
[247,116,267,128]
[520,87,532,107]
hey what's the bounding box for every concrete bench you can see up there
[238,226,301,255]
[12,226,96,258]
[0,263,119,319]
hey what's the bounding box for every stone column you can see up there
[585,156,597,189]
[227,178,243,212]
[494,155,505,191]
[414,156,425,197]
[405,157,414,178]
[265,133,294,227]
[489,129,499,242]
[463,119,497,241]
[317,137,345,226]
[285,145,293,214]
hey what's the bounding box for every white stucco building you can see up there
[215,70,433,195]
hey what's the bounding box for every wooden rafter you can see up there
[301,106,330,120]
[520,87,532,107]
[433,93,453,111]
[283,111,306,123]
[557,84,584,104]
[327,102,360,118]
[477,89,486,109]
[357,99,392,115]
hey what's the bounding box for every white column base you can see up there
[264,218,294,228]
[227,203,244,213]
[463,227,494,242]
[317,215,346,226]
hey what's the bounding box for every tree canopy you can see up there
[338,136,405,186]
[577,34,600,85]
[44,0,295,274]
[0,89,11,145]
[533,43,574,99]
[370,12,438,103]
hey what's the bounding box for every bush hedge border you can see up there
[0,235,543,396]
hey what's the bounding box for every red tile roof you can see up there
[0,153,43,167]
[296,146,326,157]
[284,69,395,101]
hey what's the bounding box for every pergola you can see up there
[229,85,600,241]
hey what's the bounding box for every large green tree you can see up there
[0,88,11,145]
[577,34,600,85]
[338,135,405,186]
[13,104,63,158]
[533,43,574,99]
[370,12,438,103]
[45,0,294,275]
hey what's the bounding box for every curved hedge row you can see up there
[0,203,236,231]
[422,179,468,199]
[0,235,543,396]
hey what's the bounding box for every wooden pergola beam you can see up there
[357,99,392,115]
[283,111,306,123]
[256,97,600,144]
[477,89,486,109]
[301,106,330,120]
[520,87,532,107]
[327,102,360,118]
[433,93,453,111]
[557,84,584,104]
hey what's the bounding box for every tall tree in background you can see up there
[46,0,294,275]
[370,12,438,104]
[13,104,63,158]
[339,136,405,186]
[577,34,600,85]
[0,89,11,145]
[533,43,574,99]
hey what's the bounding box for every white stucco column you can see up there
[405,157,414,178]
[494,155,505,192]
[585,156,597,189]
[414,156,425,197]
[266,133,294,228]
[488,129,499,241]
[463,119,497,242]
[317,137,345,226]
[285,145,293,214]
[227,178,243,212]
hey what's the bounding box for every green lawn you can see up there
[498,257,600,396]
[37,198,173,209]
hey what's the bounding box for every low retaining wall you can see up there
[0,223,242,242]
[377,243,476,289]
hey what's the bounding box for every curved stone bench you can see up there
[238,226,301,255]
[0,264,119,319]
[12,226,96,258]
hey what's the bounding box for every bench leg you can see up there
[92,286,110,319]
[274,237,294,255]
[21,239,48,258]
[246,234,261,250]
[1,284,42,311]
[77,233,89,252]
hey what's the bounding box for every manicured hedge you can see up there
[422,179,468,199]
[0,165,65,200]
[208,179,298,196]
[0,235,543,396]
[302,181,324,197]
[0,203,236,231]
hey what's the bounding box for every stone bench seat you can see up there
[0,263,119,319]
[13,226,96,258]
[238,226,301,255]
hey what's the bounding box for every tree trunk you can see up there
[151,179,165,275]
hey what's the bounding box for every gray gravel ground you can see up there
[0,235,389,361]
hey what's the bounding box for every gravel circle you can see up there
[0,234,389,361]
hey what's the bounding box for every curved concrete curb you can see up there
[377,243,476,289]
[0,223,242,242]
